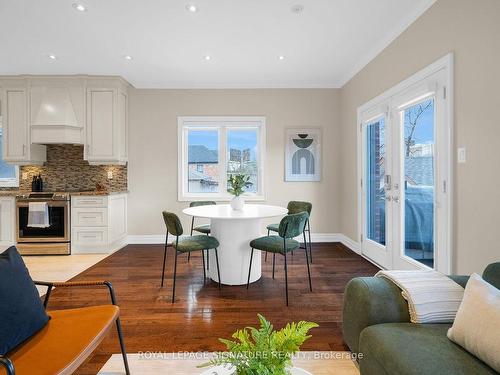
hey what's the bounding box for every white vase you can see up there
[230,196,245,210]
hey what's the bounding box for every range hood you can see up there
[31,87,84,144]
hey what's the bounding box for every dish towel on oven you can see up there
[27,202,50,228]
[376,269,465,323]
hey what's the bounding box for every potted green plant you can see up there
[199,314,318,375]
[227,174,252,210]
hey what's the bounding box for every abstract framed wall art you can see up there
[285,128,322,182]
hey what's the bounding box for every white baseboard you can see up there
[127,233,360,252]
[335,233,361,254]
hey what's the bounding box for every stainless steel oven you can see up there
[16,192,71,255]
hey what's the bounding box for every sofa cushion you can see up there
[359,323,497,375]
[0,246,50,355]
[447,273,500,372]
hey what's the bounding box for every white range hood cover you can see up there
[33,87,79,128]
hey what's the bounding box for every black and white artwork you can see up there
[285,128,321,182]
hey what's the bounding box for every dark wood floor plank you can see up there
[43,242,378,374]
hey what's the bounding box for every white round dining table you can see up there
[182,204,288,285]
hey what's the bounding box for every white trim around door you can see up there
[357,53,454,273]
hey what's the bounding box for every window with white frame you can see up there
[0,127,19,187]
[178,117,266,201]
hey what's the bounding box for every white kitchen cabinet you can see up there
[0,197,16,251]
[85,78,128,165]
[1,75,129,166]
[71,193,127,253]
[1,83,46,165]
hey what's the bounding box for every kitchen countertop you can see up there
[0,190,128,197]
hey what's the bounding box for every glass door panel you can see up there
[361,112,392,269]
[402,98,435,268]
[366,119,386,246]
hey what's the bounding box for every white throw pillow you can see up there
[447,273,500,372]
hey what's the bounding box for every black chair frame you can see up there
[266,218,313,263]
[161,232,221,304]
[189,216,211,269]
[247,222,312,306]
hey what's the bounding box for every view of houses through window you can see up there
[365,98,435,268]
[183,118,263,198]
[403,98,435,268]
[0,128,19,187]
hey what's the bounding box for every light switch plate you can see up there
[22,172,28,180]
[457,147,466,163]
[107,171,113,179]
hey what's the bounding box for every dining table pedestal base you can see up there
[208,218,262,286]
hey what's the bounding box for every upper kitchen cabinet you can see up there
[86,78,128,165]
[0,79,46,165]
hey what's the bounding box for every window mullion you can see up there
[219,126,227,197]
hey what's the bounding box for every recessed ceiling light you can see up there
[186,4,198,13]
[72,3,87,12]
[291,4,304,14]
[278,55,285,61]
[204,55,211,61]
[48,54,57,60]
[124,55,133,61]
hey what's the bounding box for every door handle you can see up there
[393,196,400,203]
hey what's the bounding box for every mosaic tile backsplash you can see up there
[1,144,127,192]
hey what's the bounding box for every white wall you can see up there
[127,89,341,236]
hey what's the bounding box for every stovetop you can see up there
[15,192,70,201]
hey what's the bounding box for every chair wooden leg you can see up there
[272,253,276,279]
[247,248,254,289]
[201,250,206,283]
[284,251,289,306]
[161,233,168,287]
[215,248,222,289]
[172,250,178,303]
[115,317,131,375]
[304,231,312,292]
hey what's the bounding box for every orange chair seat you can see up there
[2,305,119,375]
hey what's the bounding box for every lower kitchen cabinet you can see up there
[71,193,127,254]
[0,197,16,251]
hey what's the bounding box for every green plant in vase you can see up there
[227,174,252,210]
[199,314,318,375]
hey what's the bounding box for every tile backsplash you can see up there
[2,144,127,192]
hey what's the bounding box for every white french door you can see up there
[359,56,452,272]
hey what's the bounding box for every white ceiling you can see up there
[0,0,435,88]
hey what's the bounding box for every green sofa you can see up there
[342,262,500,375]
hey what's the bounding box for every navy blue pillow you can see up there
[0,246,50,355]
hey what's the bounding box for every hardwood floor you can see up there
[43,243,379,374]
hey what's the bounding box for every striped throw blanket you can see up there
[376,270,465,323]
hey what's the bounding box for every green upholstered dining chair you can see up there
[247,212,312,306]
[188,201,216,265]
[161,211,222,303]
[265,201,313,262]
